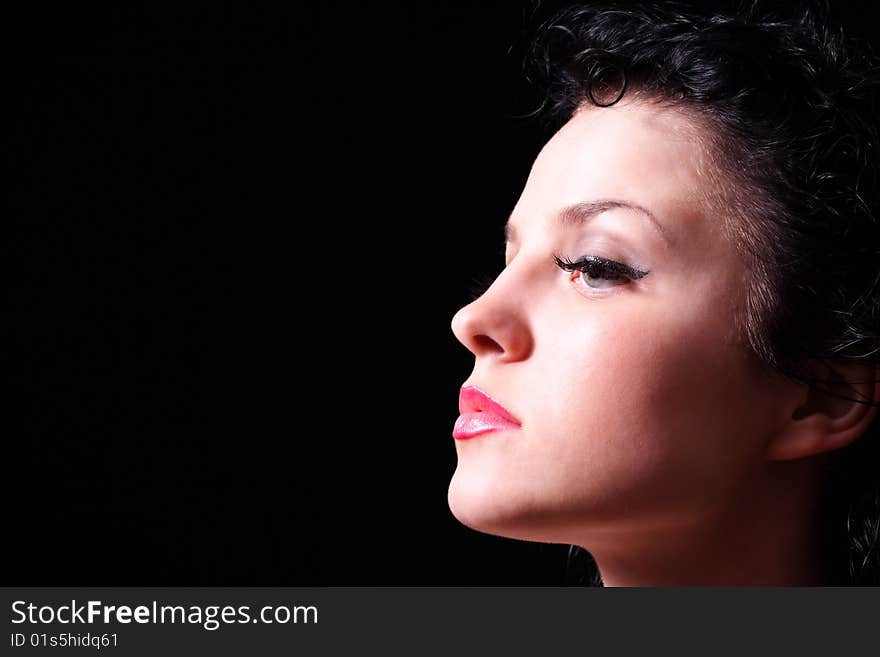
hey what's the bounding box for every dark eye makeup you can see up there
[465,252,650,303]
[553,254,650,282]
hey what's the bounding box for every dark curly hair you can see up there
[525,0,880,585]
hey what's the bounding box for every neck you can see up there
[579,459,832,586]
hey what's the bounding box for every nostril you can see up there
[471,334,504,354]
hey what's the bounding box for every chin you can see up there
[447,468,573,544]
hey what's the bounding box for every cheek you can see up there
[448,285,776,542]
[541,299,769,517]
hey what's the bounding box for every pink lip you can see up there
[453,385,521,440]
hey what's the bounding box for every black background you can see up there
[10,1,880,584]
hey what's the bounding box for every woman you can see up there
[449,0,880,585]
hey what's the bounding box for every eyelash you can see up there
[553,254,649,288]
[467,271,499,302]
[466,254,649,302]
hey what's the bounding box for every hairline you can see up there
[572,92,780,362]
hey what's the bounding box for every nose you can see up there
[450,272,533,362]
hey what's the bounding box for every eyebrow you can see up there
[504,199,672,247]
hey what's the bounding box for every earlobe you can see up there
[765,361,880,462]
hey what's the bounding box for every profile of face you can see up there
[449,98,812,566]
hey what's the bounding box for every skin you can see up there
[448,96,878,585]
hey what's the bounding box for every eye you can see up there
[553,254,649,291]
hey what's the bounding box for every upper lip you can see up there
[458,385,521,424]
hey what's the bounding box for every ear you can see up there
[765,360,880,461]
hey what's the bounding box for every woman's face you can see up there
[449,98,793,548]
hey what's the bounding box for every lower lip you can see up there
[452,412,521,440]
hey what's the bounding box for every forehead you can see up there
[513,99,716,240]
